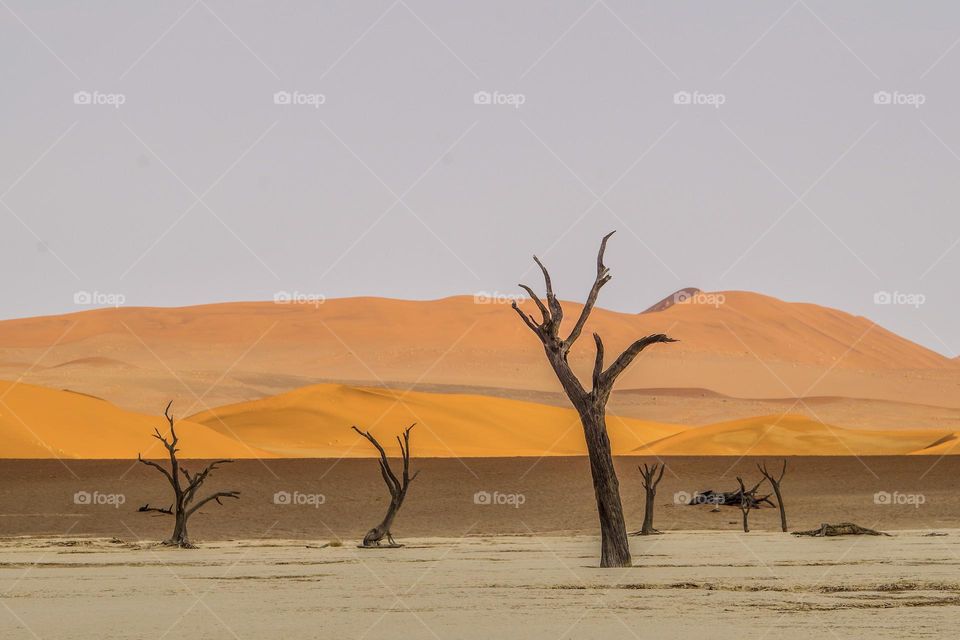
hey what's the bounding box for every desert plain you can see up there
[1,292,959,638]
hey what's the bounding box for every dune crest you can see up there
[0,291,954,415]
[0,380,272,459]
[188,383,687,457]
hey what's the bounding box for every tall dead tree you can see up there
[636,463,665,535]
[137,402,240,548]
[511,232,677,567]
[736,476,764,533]
[352,424,419,548]
[757,460,788,532]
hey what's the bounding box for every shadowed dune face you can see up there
[0,292,955,417]
[0,381,272,459]
[2,378,957,459]
[633,414,956,456]
[187,383,687,457]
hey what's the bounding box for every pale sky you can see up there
[1,1,958,356]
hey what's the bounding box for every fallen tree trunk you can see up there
[690,488,774,509]
[792,523,890,537]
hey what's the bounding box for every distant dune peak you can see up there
[642,288,702,313]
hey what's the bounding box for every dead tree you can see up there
[758,459,788,532]
[352,424,419,548]
[137,401,240,548]
[511,232,677,567]
[636,463,665,535]
[736,477,764,533]
[793,523,890,537]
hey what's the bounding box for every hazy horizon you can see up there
[3,1,959,357]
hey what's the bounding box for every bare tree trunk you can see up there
[510,232,677,568]
[770,483,785,531]
[582,408,631,565]
[736,476,762,534]
[636,462,665,535]
[137,402,240,549]
[353,425,419,548]
[170,511,189,547]
[364,497,400,546]
[758,460,788,532]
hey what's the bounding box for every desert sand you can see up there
[1,532,957,639]
[5,457,957,541]
[187,383,685,457]
[2,378,957,458]
[0,380,272,459]
[0,292,956,420]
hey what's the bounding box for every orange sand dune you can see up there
[1,377,956,459]
[0,380,272,459]
[189,383,687,457]
[0,291,954,414]
[907,433,960,456]
[633,414,953,456]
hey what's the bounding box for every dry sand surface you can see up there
[1,293,957,419]
[1,532,959,639]
[2,458,957,541]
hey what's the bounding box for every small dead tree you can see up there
[636,463,665,535]
[736,477,764,533]
[352,424,419,548]
[511,232,677,567]
[757,459,787,532]
[137,401,240,548]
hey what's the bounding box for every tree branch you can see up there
[510,301,541,336]
[137,453,174,486]
[517,284,549,323]
[532,256,563,323]
[602,334,679,386]
[138,503,173,515]
[592,333,604,391]
[566,231,615,345]
[352,426,402,494]
[186,491,240,517]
